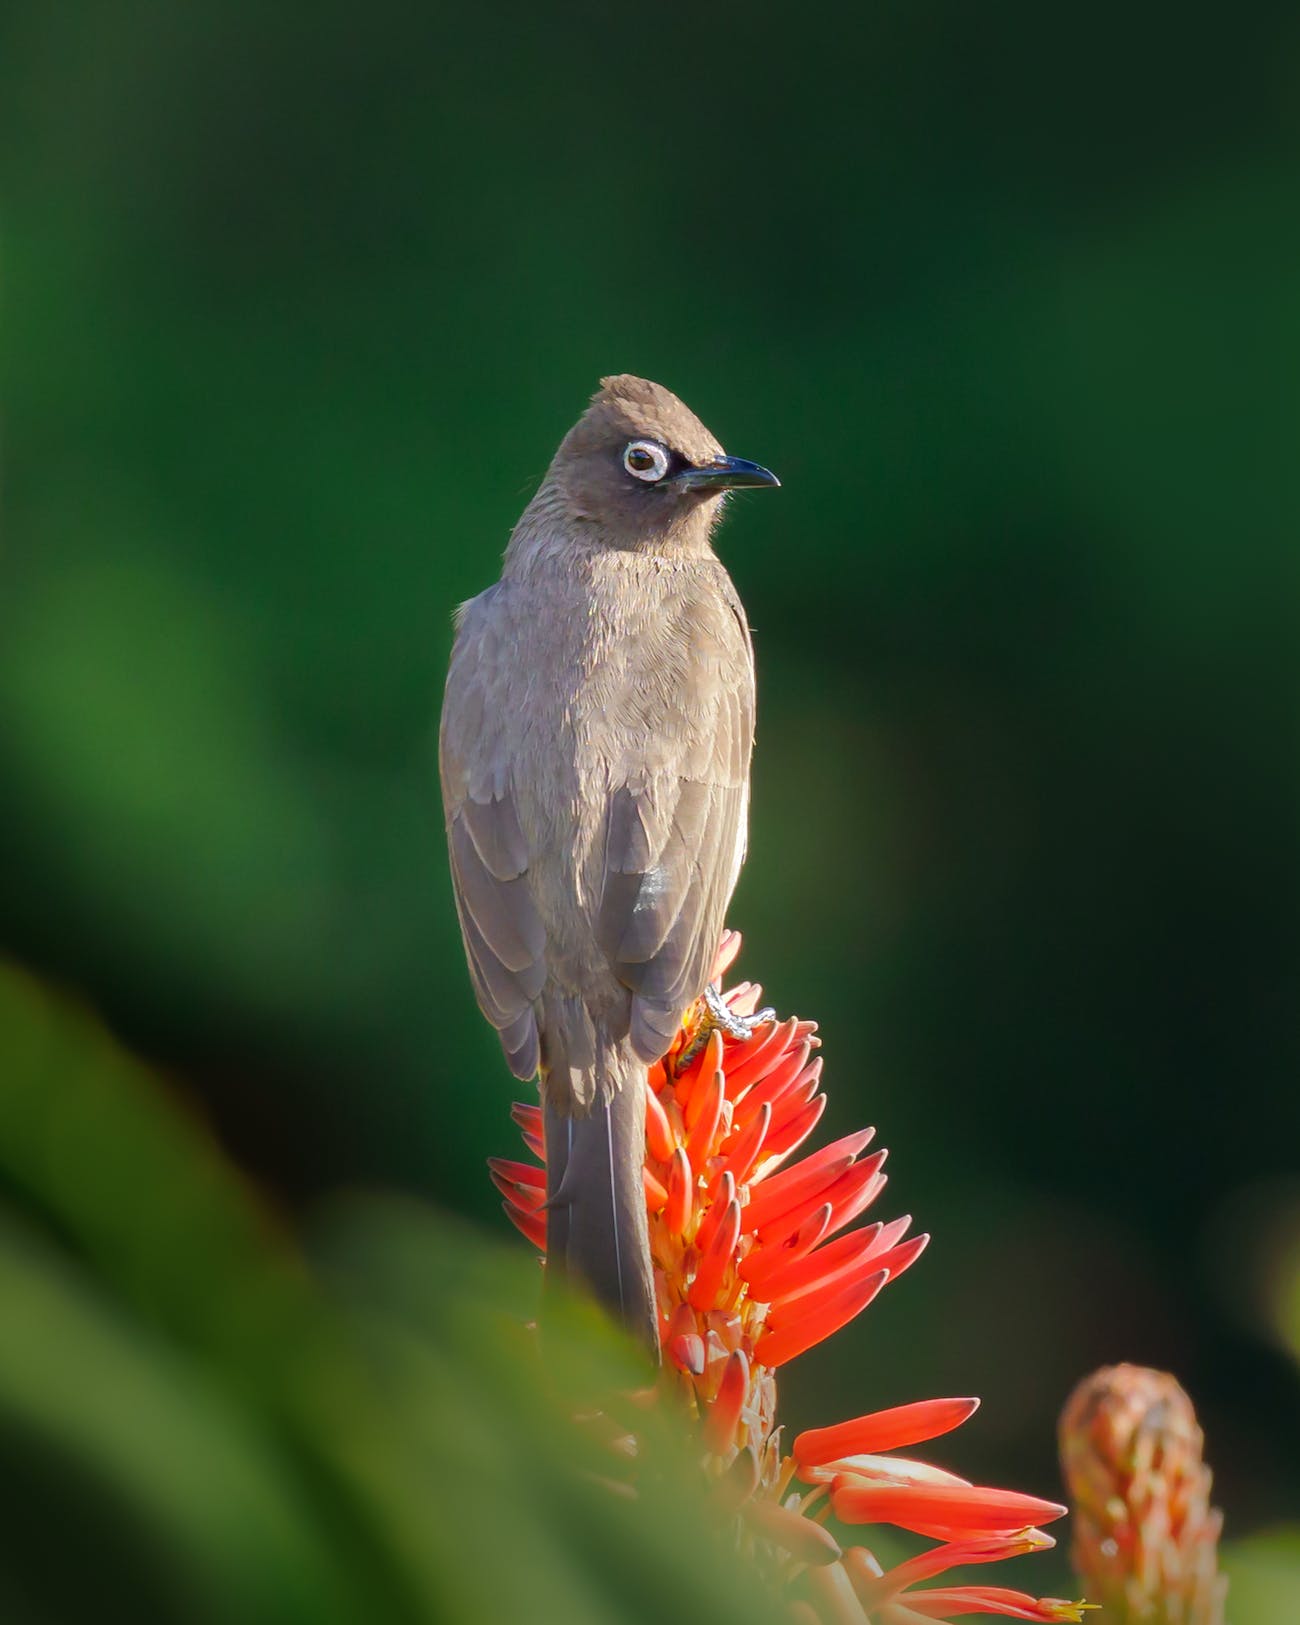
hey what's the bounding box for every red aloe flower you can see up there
[492,934,1088,1624]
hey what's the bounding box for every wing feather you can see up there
[460,793,529,880]
[598,583,755,1061]
[449,818,545,974]
[441,589,546,1079]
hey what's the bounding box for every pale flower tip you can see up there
[698,1170,737,1245]
[668,1332,707,1375]
[745,1497,843,1567]
[643,1166,669,1214]
[486,1155,544,1188]
[488,1159,545,1210]
[727,982,764,1017]
[508,1103,547,1161]
[683,1066,725,1168]
[502,1200,546,1251]
[891,1587,1094,1621]
[675,1028,724,1108]
[712,928,744,981]
[762,1086,828,1163]
[807,1559,871,1623]
[644,1083,675,1162]
[876,1231,930,1282]
[703,1347,749,1455]
[665,1146,694,1235]
[714,1443,761,1510]
[718,1098,771,1184]
[843,1545,886,1599]
[490,1175,540,1215]
[688,1197,742,1310]
[725,1016,802,1100]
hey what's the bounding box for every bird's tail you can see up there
[544,1051,657,1354]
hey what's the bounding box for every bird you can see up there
[439,374,778,1351]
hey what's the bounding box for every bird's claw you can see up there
[673,983,776,1074]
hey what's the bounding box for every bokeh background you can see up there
[3,2,1298,1618]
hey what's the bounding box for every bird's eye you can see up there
[622,440,670,483]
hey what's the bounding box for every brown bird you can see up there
[439,375,778,1348]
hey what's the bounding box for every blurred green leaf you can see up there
[1223,1528,1300,1625]
[0,964,782,1623]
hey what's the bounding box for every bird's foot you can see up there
[673,983,776,1075]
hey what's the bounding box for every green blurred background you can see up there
[2,1,1298,1617]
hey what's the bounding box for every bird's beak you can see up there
[673,455,781,492]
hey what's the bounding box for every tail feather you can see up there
[544,1068,657,1354]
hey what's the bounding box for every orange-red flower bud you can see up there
[1059,1364,1225,1625]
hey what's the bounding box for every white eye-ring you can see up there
[622,439,670,483]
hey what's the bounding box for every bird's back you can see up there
[440,540,755,1103]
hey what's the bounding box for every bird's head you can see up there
[547,375,779,553]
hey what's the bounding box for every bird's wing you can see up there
[595,579,755,1063]
[439,587,546,1080]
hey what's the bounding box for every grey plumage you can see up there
[439,375,777,1348]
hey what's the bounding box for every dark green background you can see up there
[2,0,1297,1595]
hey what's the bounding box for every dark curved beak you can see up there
[673,454,781,491]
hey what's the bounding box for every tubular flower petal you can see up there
[755,1153,889,1249]
[886,1587,1092,1621]
[1058,1364,1226,1625]
[724,1018,805,1100]
[759,1224,895,1306]
[492,933,1070,1622]
[743,1132,875,1234]
[644,1085,676,1163]
[501,1200,546,1250]
[740,1202,834,1294]
[669,1332,707,1376]
[847,1534,1060,1612]
[831,1481,1068,1539]
[665,1146,694,1236]
[763,1088,829,1162]
[862,1233,930,1284]
[770,1233,928,1317]
[795,1399,982,1470]
[703,1348,751,1456]
[809,1562,873,1624]
[689,1197,743,1310]
[696,1172,737,1253]
[755,1269,889,1368]
[810,1454,973,1491]
[719,1098,772,1185]
[744,1497,844,1567]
